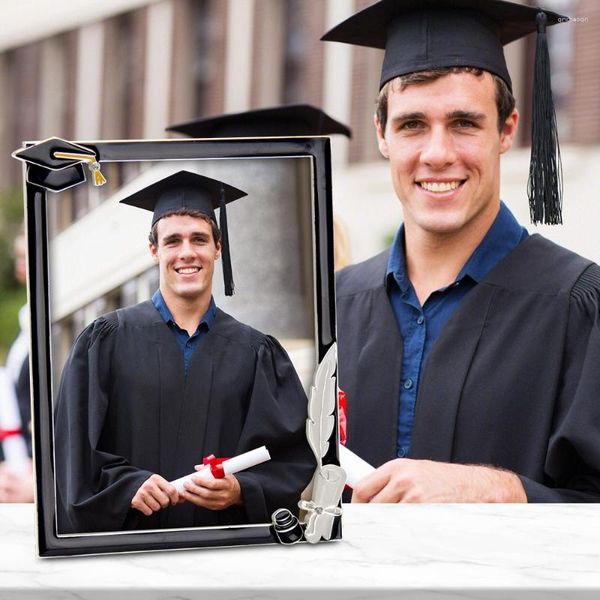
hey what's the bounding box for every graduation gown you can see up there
[54,301,315,533]
[336,234,600,502]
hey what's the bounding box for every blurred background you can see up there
[0,0,599,360]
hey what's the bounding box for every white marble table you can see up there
[2,503,600,599]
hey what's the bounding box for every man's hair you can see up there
[148,208,221,247]
[375,67,516,134]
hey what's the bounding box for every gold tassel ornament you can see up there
[53,151,107,187]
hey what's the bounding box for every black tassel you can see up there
[219,185,234,296]
[527,11,563,225]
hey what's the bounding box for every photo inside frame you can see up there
[24,138,339,556]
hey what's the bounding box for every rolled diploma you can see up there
[0,367,29,473]
[339,444,375,488]
[170,445,271,493]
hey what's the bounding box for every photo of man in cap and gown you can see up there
[54,170,315,533]
[324,0,600,502]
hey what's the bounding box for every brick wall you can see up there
[281,0,325,106]
[349,0,384,164]
[569,0,600,144]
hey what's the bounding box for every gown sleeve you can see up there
[54,315,153,533]
[519,264,600,502]
[233,335,316,523]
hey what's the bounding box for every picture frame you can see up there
[19,137,341,556]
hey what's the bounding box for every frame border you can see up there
[24,137,339,556]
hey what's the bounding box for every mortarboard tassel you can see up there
[219,184,235,296]
[527,11,563,225]
[89,161,107,186]
[53,151,107,187]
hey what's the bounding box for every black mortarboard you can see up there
[166,104,352,139]
[322,0,567,225]
[12,137,106,192]
[119,170,247,296]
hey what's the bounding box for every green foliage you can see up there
[0,287,27,363]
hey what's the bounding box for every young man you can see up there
[324,0,600,502]
[54,170,315,533]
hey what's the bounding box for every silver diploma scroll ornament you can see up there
[300,343,345,543]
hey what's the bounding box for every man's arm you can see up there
[228,335,316,523]
[55,317,154,532]
[351,458,527,503]
[130,474,180,516]
[180,473,242,510]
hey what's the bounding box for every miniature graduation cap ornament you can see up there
[167,104,352,139]
[322,0,567,225]
[12,137,106,192]
[119,170,247,296]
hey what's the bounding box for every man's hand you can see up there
[180,473,242,510]
[131,474,180,516]
[0,460,34,503]
[351,458,527,503]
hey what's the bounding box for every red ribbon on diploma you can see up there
[202,454,229,479]
[338,389,347,446]
[0,428,22,442]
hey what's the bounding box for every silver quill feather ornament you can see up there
[300,343,346,543]
[306,343,337,469]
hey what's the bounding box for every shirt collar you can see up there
[151,289,217,332]
[386,226,410,293]
[386,202,528,290]
[457,202,528,283]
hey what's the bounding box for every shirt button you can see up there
[398,447,407,458]
[403,378,413,390]
[416,315,424,325]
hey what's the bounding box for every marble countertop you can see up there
[2,503,600,599]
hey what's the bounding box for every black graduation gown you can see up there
[15,359,31,456]
[54,301,315,533]
[336,234,600,502]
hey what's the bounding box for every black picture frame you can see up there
[23,137,339,556]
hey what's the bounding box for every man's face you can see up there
[376,72,518,238]
[149,214,220,304]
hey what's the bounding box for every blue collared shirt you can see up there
[386,202,528,458]
[151,290,217,377]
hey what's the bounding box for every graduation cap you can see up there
[166,104,352,139]
[119,170,247,296]
[322,0,567,225]
[12,137,106,192]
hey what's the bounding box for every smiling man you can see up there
[324,0,600,502]
[54,170,315,533]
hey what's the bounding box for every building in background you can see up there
[1,0,599,351]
